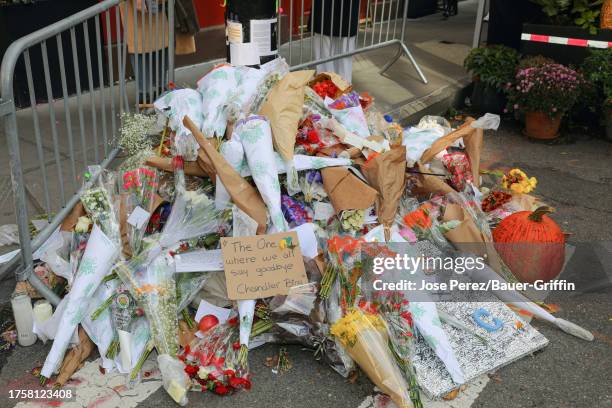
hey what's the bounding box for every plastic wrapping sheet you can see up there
[197,64,240,138]
[178,315,250,395]
[215,134,246,210]
[117,249,179,359]
[158,190,220,249]
[80,168,121,248]
[235,115,288,232]
[331,310,413,408]
[118,168,161,256]
[154,89,203,161]
[40,225,120,378]
[82,279,122,372]
[327,92,370,138]
[39,231,72,284]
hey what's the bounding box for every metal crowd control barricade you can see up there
[0,0,175,305]
[278,0,428,83]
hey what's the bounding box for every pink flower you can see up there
[399,228,417,243]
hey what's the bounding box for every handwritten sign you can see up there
[221,231,308,300]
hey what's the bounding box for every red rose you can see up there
[223,369,236,378]
[232,342,241,350]
[207,373,217,381]
[184,364,198,377]
[227,317,239,326]
[306,129,320,144]
[213,384,230,395]
[228,376,251,390]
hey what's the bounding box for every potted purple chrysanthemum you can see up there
[506,63,584,139]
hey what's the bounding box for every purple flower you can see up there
[305,170,322,184]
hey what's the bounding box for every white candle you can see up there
[11,291,37,347]
[33,300,53,325]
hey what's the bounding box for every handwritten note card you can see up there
[221,231,308,300]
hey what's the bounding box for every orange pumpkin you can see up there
[492,206,565,283]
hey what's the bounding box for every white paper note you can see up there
[174,249,223,273]
[230,43,260,66]
[195,299,232,324]
[291,223,319,259]
[127,206,151,229]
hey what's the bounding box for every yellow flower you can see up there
[502,168,537,194]
[510,183,525,194]
[529,177,537,188]
[279,240,287,250]
[330,309,386,347]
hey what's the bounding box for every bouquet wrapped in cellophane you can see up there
[320,235,363,311]
[331,309,414,408]
[115,189,219,404]
[178,314,251,396]
[358,294,423,408]
[118,167,160,256]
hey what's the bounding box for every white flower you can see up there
[75,216,92,233]
[197,366,212,380]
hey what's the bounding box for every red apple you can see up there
[198,314,219,333]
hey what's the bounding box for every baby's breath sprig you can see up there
[118,113,157,156]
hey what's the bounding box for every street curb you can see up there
[391,77,472,127]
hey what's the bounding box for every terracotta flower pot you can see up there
[524,111,562,140]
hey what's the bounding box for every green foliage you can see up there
[573,0,603,34]
[464,45,521,91]
[531,0,573,22]
[529,0,603,34]
[581,48,612,105]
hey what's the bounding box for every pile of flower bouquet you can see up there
[31,58,592,407]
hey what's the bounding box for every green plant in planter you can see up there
[464,45,521,91]
[529,0,603,34]
[581,49,612,139]
[506,63,584,116]
[581,48,612,105]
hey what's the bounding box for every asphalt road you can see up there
[0,122,611,408]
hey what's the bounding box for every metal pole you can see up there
[378,0,427,83]
[2,104,33,282]
[472,0,487,48]
[168,0,175,83]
